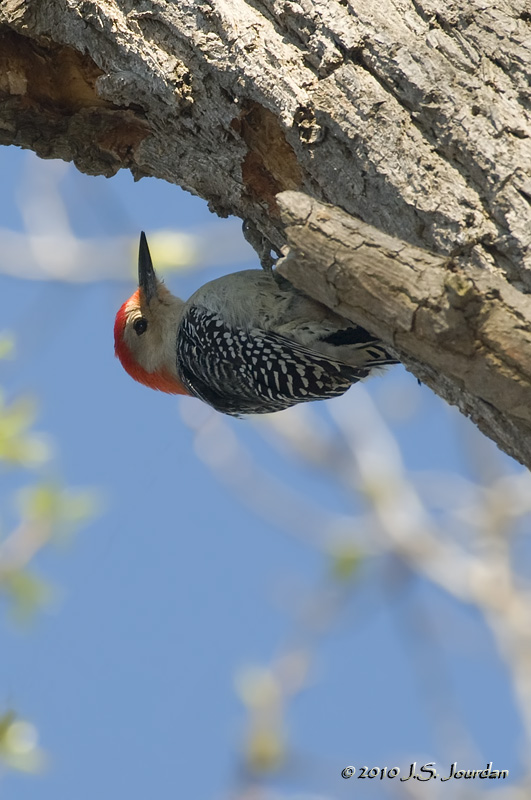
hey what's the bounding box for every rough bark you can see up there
[0,0,530,461]
[277,191,531,468]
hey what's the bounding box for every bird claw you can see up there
[242,219,277,273]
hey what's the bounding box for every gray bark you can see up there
[0,0,530,463]
[277,191,531,469]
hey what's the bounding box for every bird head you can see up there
[114,232,188,394]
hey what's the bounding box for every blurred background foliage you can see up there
[0,148,530,800]
[0,334,97,773]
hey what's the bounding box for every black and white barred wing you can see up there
[176,307,385,416]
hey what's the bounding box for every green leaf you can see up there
[330,546,362,582]
[0,333,15,360]
[1,570,54,623]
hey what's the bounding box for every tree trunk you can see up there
[1,0,530,462]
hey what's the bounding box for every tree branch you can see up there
[1,0,529,271]
[276,190,531,468]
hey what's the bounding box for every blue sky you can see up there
[0,147,526,799]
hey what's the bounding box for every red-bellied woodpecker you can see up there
[114,232,398,415]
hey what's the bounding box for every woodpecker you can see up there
[114,232,398,416]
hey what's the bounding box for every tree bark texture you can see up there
[277,191,531,469]
[0,0,530,461]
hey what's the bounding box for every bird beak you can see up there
[138,231,158,305]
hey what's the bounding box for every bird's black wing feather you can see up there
[176,307,390,416]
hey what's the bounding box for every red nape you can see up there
[114,298,189,396]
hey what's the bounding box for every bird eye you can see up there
[133,318,148,335]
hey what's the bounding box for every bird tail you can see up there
[320,325,399,367]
